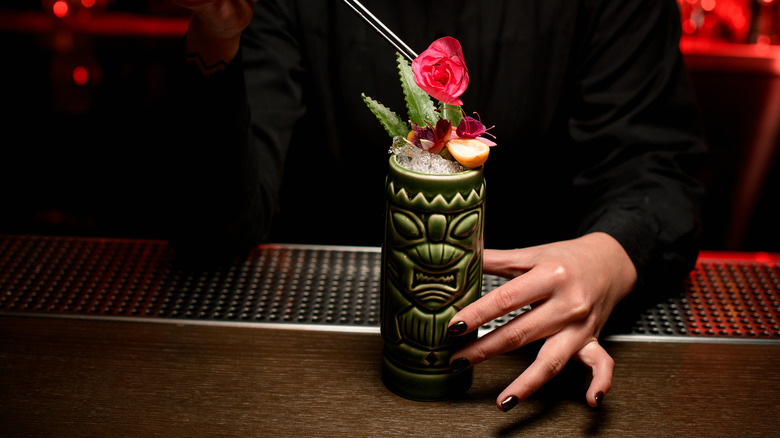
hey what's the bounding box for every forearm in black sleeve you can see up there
[569,0,707,293]
[163,52,269,258]
[162,2,305,259]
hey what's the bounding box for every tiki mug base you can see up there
[381,352,473,401]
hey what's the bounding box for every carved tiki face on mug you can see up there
[386,205,482,311]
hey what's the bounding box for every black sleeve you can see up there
[164,2,305,260]
[570,0,707,293]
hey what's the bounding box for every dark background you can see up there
[1,1,778,252]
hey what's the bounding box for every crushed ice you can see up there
[389,136,467,175]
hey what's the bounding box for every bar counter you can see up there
[1,235,779,437]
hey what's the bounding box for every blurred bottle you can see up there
[748,0,778,44]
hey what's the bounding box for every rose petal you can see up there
[429,37,465,59]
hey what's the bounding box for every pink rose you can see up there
[412,37,469,106]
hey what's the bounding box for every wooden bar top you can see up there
[1,315,778,437]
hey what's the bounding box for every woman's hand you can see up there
[448,232,637,410]
[172,0,256,74]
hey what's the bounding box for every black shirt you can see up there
[170,0,706,293]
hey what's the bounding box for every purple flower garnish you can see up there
[457,113,495,138]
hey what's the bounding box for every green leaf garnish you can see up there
[397,53,437,126]
[361,93,410,138]
[439,103,462,127]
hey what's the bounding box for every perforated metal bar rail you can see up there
[1,235,778,343]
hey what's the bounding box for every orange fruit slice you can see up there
[445,138,490,168]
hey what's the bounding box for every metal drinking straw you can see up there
[340,0,418,62]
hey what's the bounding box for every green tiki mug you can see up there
[381,154,485,401]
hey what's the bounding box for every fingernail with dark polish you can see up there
[448,321,468,335]
[595,392,604,407]
[450,357,470,373]
[500,395,519,412]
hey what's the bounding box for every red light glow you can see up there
[81,0,96,7]
[701,0,717,12]
[72,65,89,86]
[682,18,697,34]
[52,1,69,18]
[699,251,780,262]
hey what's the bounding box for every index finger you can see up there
[448,264,556,335]
[483,248,533,278]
